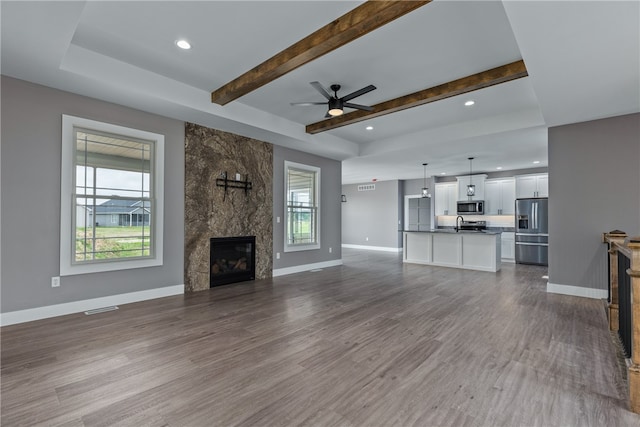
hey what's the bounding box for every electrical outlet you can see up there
[276,252,280,259]
[329,247,332,253]
[51,276,60,288]
[276,216,280,223]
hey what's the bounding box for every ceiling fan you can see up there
[291,81,376,118]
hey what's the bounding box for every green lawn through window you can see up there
[75,226,151,261]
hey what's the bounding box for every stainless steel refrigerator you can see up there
[515,198,548,265]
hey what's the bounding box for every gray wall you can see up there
[342,180,402,249]
[403,177,433,195]
[1,77,185,312]
[273,145,342,269]
[548,113,640,290]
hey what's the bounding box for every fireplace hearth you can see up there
[210,236,256,287]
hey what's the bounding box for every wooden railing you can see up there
[603,231,640,413]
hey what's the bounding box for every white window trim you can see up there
[284,160,320,253]
[60,115,164,276]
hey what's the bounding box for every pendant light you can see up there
[466,157,475,198]
[421,163,431,198]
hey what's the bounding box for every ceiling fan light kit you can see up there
[328,95,344,116]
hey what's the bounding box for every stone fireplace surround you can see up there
[184,123,273,292]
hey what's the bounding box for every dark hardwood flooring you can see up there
[2,249,639,426]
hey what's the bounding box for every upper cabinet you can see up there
[484,178,516,215]
[515,173,548,198]
[456,174,487,201]
[536,175,549,197]
[434,182,458,216]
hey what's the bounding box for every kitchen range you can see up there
[456,219,487,232]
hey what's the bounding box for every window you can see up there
[60,115,164,275]
[284,161,320,252]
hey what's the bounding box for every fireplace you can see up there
[210,236,256,287]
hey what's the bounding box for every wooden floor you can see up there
[2,249,639,426]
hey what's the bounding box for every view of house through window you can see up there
[285,161,320,251]
[75,128,154,262]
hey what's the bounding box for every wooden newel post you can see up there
[603,231,627,331]
[627,236,640,413]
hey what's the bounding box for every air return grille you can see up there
[357,184,376,191]
[84,306,119,315]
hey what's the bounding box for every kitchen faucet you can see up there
[456,215,464,232]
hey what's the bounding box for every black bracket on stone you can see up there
[216,172,252,201]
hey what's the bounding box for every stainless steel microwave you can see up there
[457,200,484,215]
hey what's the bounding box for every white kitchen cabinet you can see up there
[501,232,515,261]
[536,175,549,197]
[516,174,548,198]
[435,182,457,216]
[456,174,487,201]
[484,178,516,215]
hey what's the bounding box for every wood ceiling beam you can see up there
[210,0,431,105]
[305,60,529,134]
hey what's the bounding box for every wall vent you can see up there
[84,306,119,315]
[357,184,376,191]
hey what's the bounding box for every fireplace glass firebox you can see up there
[210,236,256,287]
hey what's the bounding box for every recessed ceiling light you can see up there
[176,39,191,50]
[496,166,503,170]
[440,172,446,175]
[365,126,373,131]
[464,100,475,107]
[533,160,540,164]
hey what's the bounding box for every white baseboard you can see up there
[546,282,608,299]
[273,259,343,277]
[0,284,184,327]
[342,244,403,253]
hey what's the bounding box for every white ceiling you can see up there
[2,1,638,184]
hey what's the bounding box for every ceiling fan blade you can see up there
[344,102,374,111]
[341,84,376,102]
[290,102,327,106]
[310,81,332,100]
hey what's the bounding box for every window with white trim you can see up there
[284,161,320,252]
[60,115,164,275]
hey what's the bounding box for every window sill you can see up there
[60,257,163,277]
[284,244,320,253]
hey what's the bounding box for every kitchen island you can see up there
[403,230,501,272]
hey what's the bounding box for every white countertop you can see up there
[404,229,502,235]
